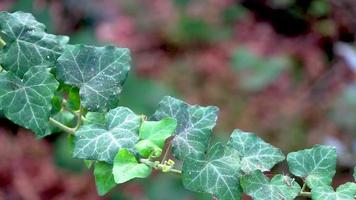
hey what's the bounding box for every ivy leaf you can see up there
[94,162,116,196]
[112,149,152,184]
[73,107,141,163]
[0,11,68,77]
[135,117,177,157]
[182,143,242,200]
[240,170,301,200]
[0,66,59,137]
[56,44,130,111]
[311,182,356,200]
[139,117,177,147]
[287,145,336,189]
[227,129,285,173]
[84,112,106,125]
[153,96,219,160]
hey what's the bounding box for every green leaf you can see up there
[73,107,141,163]
[311,182,356,200]
[0,66,59,137]
[287,145,336,189]
[137,117,190,156]
[113,149,152,184]
[135,139,162,158]
[0,11,68,77]
[153,96,219,160]
[139,117,177,147]
[240,170,301,200]
[227,129,285,173]
[182,143,242,200]
[56,44,130,111]
[94,162,116,196]
[48,111,76,133]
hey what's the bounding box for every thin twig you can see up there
[49,117,75,134]
[140,158,181,174]
[161,142,172,164]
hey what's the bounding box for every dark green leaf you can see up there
[153,96,219,160]
[0,11,68,77]
[0,66,58,137]
[311,182,356,200]
[73,107,141,163]
[241,170,300,200]
[287,145,336,189]
[182,143,242,200]
[56,44,130,111]
[227,129,285,173]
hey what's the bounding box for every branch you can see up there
[49,117,75,134]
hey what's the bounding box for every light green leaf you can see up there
[94,162,116,196]
[0,66,59,137]
[311,182,356,200]
[182,143,242,200]
[56,44,130,111]
[73,107,141,163]
[240,170,300,200]
[113,149,152,184]
[287,145,336,189]
[0,11,68,77]
[227,129,285,173]
[153,96,219,160]
[84,112,106,125]
[135,139,162,158]
[139,117,177,147]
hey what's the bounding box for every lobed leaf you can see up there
[73,107,141,163]
[56,44,130,112]
[240,170,300,200]
[94,162,116,196]
[311,182,356,200]
[287,145,336,189]
[182,143,242,200]
[112,149,152,184]
[227,129,285,173]
[153,96,219,160]
[0,11,68,77]
[0,66,59,137]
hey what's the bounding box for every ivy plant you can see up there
[1,11,356,200]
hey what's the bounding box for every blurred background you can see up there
[0,0,356,199]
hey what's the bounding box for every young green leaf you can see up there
[112,149,152,184]
[240,170,300,200]
[135,139,162,158]
[73,107,141,163]
[153,96,219,160]
[0,11,68,77]
[287,145,336,189]
[0,66,59,137]
[84,112,106,125]
[227,129,285,173]
[56,44,130,112]
[311,182,356,200]
[94,162,116,196]
[182,143,242,200]
[139,117,177,147]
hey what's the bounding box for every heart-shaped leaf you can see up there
[311,182,356,200]
[56,44,130,111]
[94,162,116,196]
[182,143,242,200]
[113,149,152,184]
[73,107,141,163]
[287,145,336,189]
[153,96,219,160]
[227,129,285,173]
[0,66,59,137]
[0,11,68,77]
[241,170,300,200]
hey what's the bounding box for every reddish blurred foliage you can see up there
[0,128,100,200]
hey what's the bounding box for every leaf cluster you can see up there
[0,11,355,200]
